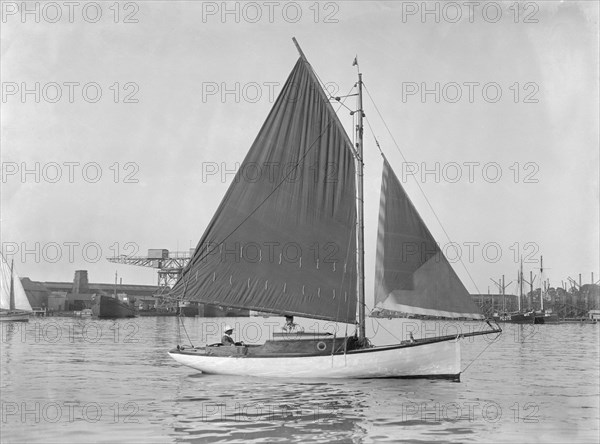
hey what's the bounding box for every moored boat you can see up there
[539,311,559,324]
[0,311,31,322]
[493,258,560,324]
[91,294,137,318]
[494,310,546,324]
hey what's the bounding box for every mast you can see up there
[9,259,15,310]
[356,70,366,340]
[529,271,534,310]
[518,257,523,313]
[539,256,544,311]
[502,275,505,312]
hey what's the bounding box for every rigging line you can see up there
[333,97,355,114]
[352,103,355,147]
[331,330,336,367]
[343,323,348,366]
[461,331,502,374]
[176,82,357,285]
[364,116,384,157]
[369,317,401,344]
[310,65,361,155]
[362,82,482,295]
[179,315,194,347]
[370,308,380,337]
[302,57,360,158]
[175,283,186,345]
[311,65,353,111]
[175,255,196,346]
[362,301,403,344]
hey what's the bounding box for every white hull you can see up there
[0,311,30,322]
[169,339,461,379]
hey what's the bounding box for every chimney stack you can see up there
[72,270,89,294]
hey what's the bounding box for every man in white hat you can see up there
[282,315,304,334]
[221,325,235,346]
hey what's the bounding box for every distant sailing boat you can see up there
[494,257,559,324]
[0,255,32,322]
[168,39,501,379]
[493,259,541,324]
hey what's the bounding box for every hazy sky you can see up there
[1,1,598,303]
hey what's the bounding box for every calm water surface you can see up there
[1,316,598,443]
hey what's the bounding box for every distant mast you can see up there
[539,256,544,311]
[502,275,505,312]
[529,270,534,310]
[518,257,523,313]
[9,259,15,310]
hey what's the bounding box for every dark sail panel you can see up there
[171,59,358,323]
[374,159,484,319]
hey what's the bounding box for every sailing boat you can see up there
[493,257,559,324]
[168,39,501,379]
[493,260,541,324]
[0,255,32,322]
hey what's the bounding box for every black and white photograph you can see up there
[1,1,598,443]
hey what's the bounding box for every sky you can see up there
[1,1,598,305]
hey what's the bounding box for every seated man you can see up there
[282,315,304,333]
[221,325,235,345]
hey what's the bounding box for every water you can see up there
[1,316,598,443]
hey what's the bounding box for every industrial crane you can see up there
[107,249,192,308]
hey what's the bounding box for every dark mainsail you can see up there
[171,58,358,323]
[374,159,484,319]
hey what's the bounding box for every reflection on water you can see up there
[1,317,598,443]
[171,376,369,443]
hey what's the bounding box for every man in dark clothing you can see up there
[282,315,304,333]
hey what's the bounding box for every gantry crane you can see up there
[107,249,192,307]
